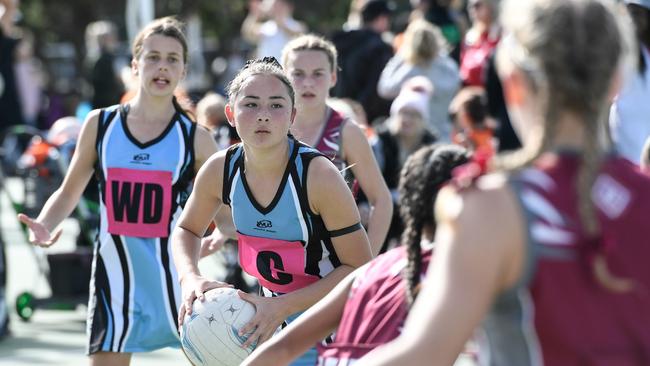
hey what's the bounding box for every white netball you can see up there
[180,287,257,366]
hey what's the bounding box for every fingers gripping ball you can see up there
[181,287,257,366]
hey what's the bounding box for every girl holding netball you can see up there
[171,57,372,365]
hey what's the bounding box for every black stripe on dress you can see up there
[112,234,131,352]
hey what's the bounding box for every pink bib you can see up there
[105,167,172,238]
[237,233,320,293]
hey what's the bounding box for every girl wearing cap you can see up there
[374,76,437,249]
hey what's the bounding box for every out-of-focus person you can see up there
[609,0,650,165]
[459,0,500,87]
[0,0,24,127]
[378,19,460,141]
[332,0,395,124]
[241,0,306,61]
[449,86,495,156]
[195,92,239,150]
[84,20,124,109]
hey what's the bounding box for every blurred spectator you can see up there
[332,0,395,124]
[459,0,500,87]
[241,0,306,60]
[13,29,44,126]
[195,92,239,150]
[484,51,521,152]
[378,19,460,141]
[609,0,650,165]
[449,86,495,156]
[372,77,436,249]
[84,20,124,109]
[0,0,17,339]
[423,0,466,63]
[0,0,23,127]
[343,0,368,31]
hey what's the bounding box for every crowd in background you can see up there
[1,0,649,348]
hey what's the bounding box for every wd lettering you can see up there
[256,251,292,285]
[111,182,164,224]
[256,220,272,229]
[106,168,172,238]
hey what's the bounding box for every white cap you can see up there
[390,89,430,120]
[390,76,433,120]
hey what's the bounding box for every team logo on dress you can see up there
[133,153,150,161]
[131,153,152,165]
[256,220,272,229]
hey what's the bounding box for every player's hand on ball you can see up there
[18,214,62,248]
[178,273,232,330]
[237,291,290,348]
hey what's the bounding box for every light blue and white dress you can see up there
[87,104,195,354]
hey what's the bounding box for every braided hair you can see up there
[496,0,636,291]
[399,144,470,306]
[496,0,635,236]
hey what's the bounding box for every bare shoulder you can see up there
[194,123,213,142]
[306,156,351,207]
[193,124,219,170]
[341,118,369,146]
[201,148,229,179]
[437,172,517,225]
[436,172,526,290]
[76,109,102,146]
[340,119,375,165]
[81,109,102,131]
[306,155,342,183]
[194,148,230,201]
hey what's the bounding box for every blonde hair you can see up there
[496,0,635,235]
[400,19,447,66]
[281,34,339,72]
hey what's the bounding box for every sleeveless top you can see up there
[481,153,650,366]
[317,246,432,364]
[313,107,347,172]
[95,104,195,239]
[89,103,195,353]
[222,136,341,297]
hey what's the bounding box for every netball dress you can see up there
[87,104,195,354]
[317,246,432,365]
[222,136,340,299]
[481,153,650,365]
[313,107,347,172]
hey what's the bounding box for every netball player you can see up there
[281,34,392,255]
[241,144,469,366]
[171,57,372,365]
[18,17,218,366]
[356,0,650,365]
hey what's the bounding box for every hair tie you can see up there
[243,56,283,70]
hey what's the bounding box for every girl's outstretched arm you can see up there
[18,110,100,247]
